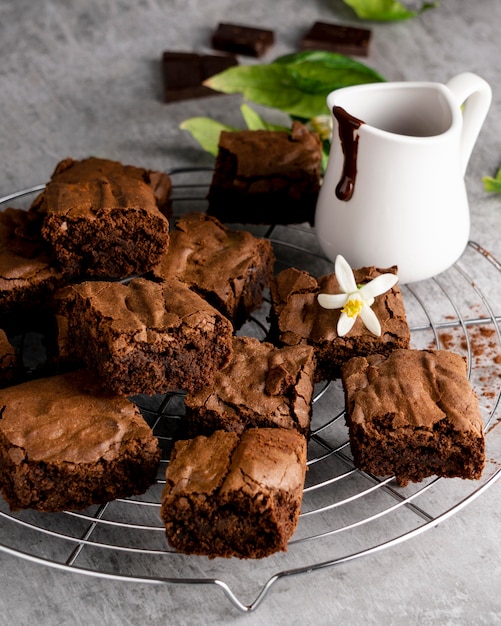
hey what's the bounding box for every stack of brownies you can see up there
[0,125,486,561]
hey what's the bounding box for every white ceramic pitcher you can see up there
[315,72,492,284]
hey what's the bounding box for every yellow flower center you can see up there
[342,297,364,318]
[310,116,332,142]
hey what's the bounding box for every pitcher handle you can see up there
[446,72,492,175]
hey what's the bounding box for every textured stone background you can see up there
[1,1,501,624]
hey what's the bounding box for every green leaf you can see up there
[240,103,288,131]
[179,107,288,156]
[205,51,385,119]
[342,0,438,21]
[179,117,236,156]
[321,142,330,173]
[483,167,501,193]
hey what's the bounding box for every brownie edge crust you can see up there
[341,349,485,486]
[161,428,307,559]
[32,156,172,279]
[0,370,161,512]
[58,277,234,395]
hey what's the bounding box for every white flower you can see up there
[307,115,333,142]
[317,255,399,337]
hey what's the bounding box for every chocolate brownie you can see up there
[211,23,275,57]
[270,266,410,381]
[31,157,170,278]
[161,428,307,558]
[0,329,21,388]
[58,277,233,395]
[183,336,315,437]
[207,121,322,225]
[151,212,274,327]
[0,207,66,333]
[0,370,161,511]
[341,349,486,486]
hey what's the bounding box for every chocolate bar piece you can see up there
[162,51,238,103]
[211,23,274,58]
[301,21,371,57]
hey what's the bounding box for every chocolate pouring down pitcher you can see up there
[315,73,492,284]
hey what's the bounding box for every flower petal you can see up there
[337,311,356,337]
[360,303,382,336]
[359,273,398,300]
[335,255,358,294]
[309,115,333,142]
[317,293,348,309]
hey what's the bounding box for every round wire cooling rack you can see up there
[1,168,501,614]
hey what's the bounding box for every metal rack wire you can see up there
[1,169,500,613]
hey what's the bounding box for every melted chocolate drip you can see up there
[333,105,363,201]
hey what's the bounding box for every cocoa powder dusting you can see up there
[432,305,501,424]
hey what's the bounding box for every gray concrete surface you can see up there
[1,1,501,624]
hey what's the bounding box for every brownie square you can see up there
[161,428,307,558]
[0,370,161,511]
[301,21,372,56]
[183,336,315,437]
[161,51,238,102]
[211,23,275,58]
[0,207,66,333]
[207,121,322,225]
[341,349,486,486]
[151,212,274,328]
[32,157,170,278]
[270,265,410,382]
[58,277,234,395]
[0,329,21,388]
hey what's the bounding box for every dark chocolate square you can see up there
[161,51,238,103]
[301,21,371,57]
[211,22,274,58]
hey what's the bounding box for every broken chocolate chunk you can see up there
[301,21,371,57]
[211,22,275,58]
[161,51,238,103]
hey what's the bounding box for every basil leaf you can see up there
[179,117,236,156]
[483,168,501,193]
[205,51,385,119]
[240,103,289,131]
[276,50,384,93]
[206,64,311,115]
[342,0,438,21]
